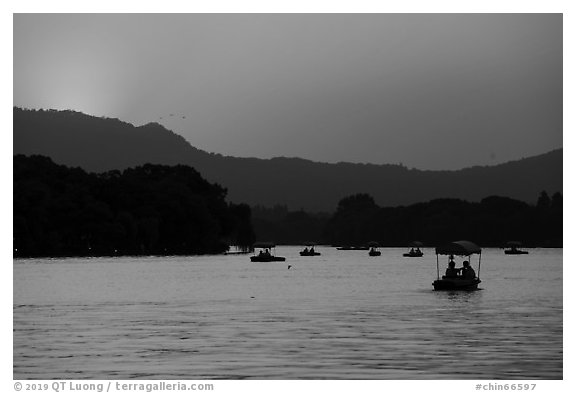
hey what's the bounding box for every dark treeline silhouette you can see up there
[326,193,562,247]
[14,107,562,211]
[251,205,330,244]
[252,192,562,248]
[14,155,255,258]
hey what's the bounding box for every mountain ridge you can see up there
[13,107,562,211]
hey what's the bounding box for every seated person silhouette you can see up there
[444,261,460,278]
[461,260,476,279]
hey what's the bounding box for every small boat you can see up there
[250,243,286,262]
[368,241,381,256]
[336,246,369,251]
[404,249,423,257]
[504,241,529,255]
[403,241,424,257]
[225,245,252,255]
[300,243,321,256]
[432,240,482,291]
[368,248,381,256]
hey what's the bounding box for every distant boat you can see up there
[504,241,529,255]
[336,246,369,250]
[225,245,252,255]
[300,243,321,256]
[250,243,286,262]
[368,241,381,256]
[403,241,424,257]
[368,248,381,256]
[432,240,482,291]
[225,249,252,255]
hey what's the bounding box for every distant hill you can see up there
[13,107,562,211]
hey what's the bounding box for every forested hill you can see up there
[13,155,255,258]
[14,107,562,211]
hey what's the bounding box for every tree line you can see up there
[253,192,562,248]
[14,155,255,258]
[14,154,562,258]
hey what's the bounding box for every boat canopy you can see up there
[506,241,522,246]
[410,241,423,247]
[367,241,379,247]
[436,240,481,256]
[253,242,275,248]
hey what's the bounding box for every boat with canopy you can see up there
[368,241,381,256]
[300,243,321,256]
[433,240,482,290]
[403,241,424,257]
[250,242,286,262]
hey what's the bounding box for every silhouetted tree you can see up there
[13,155,255,257]
[323,192,561,247]
[227,203,256,251]
[326,194,380,245]
[251,206,330,244]
[537,191,551,210]
[551,192,562,211]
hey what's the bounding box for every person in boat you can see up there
[461,260,476,279]
[445,260,460,278]
[303,247,309,253]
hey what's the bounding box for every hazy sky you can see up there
[13,13,562,170]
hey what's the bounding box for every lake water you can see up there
[13,247,562,379]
